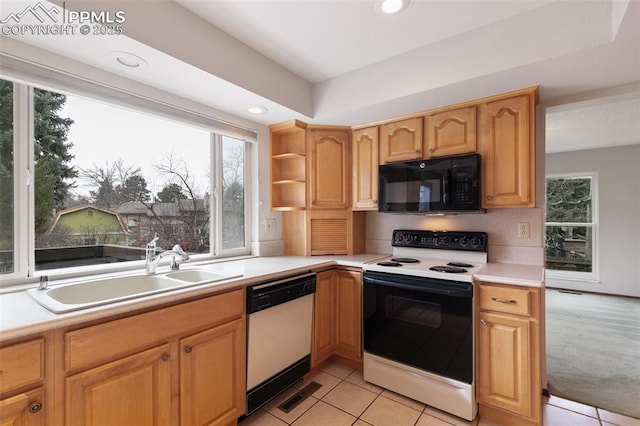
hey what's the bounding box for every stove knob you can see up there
[439,236,451,246]
[459,236,469,247]
[470,237,481,248]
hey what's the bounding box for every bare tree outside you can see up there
[545,176,594,273]
[154,153,210,252]
[4,84,247,271]
[221,136,245,249]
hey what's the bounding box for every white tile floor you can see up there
[240,361,640,426]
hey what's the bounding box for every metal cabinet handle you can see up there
[161,353,170,362]
[185,345,193,354]
[491,297,517,304]
[480,319,487,326]
[28,402,43,414]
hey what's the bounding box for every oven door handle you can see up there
[363,273,472,298]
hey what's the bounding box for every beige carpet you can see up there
[546,289,640,419]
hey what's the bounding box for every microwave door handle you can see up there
[442,171,450,204]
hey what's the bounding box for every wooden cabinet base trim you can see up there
[479,403,540,426]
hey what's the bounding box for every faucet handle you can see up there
[170,256,180,270]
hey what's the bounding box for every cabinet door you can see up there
[334,270,362,362]
[477,311,532,418]
[426,106,477,157]
[308,128,350,209]
[0,388,45,426]
[0,339,44,396]
[479,95,535,208]
[180,319,245,426]
[66,345,171,426]
[312,271,336,367]
[352,127,379,210]
[379,117,423,163]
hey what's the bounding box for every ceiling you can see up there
[1,0,639,153]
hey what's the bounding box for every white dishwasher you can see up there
[245,272,316,415]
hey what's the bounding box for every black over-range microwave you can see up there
[378,153,483,214]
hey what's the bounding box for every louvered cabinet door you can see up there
[309,213,349,255]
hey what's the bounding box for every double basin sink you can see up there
[28,269,241,313]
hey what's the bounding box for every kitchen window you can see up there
[0,76,252,284]
[544,173,598,281]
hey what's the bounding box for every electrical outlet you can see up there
[265,218,276,233]
[517,222,530,239]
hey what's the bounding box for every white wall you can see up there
[366,208,544,265]
[545,144,640,297]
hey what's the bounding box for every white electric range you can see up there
[362,229,488,421]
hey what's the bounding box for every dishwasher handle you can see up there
[246,272,316,314]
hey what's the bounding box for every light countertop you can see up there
[474,263,545,287]
[0,254,543,341]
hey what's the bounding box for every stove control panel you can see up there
[392,230,487,252]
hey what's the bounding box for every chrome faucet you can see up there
[145,235,190,274]
[38,275,49,290]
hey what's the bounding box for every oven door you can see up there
[363,271,473,384]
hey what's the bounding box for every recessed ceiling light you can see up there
[109,51,148,69]
[248,105,268,114]
[376,0,410,14]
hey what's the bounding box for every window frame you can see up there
[544,172,599,282]
[1,78,252,286]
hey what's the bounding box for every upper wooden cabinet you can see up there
[270,120,308,210]
[425,106,477,157]
[269,121,351,211]
[308,127,350,209]
[379,117,423,163]
[479,90,537,208]
[352,126,379,210]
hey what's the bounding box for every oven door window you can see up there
[363,282,472,383]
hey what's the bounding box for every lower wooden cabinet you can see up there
[0,388,45,426]
[66,344,172,426]
[312,268,362,367]
[313,270,336,365]
[334,270,362,360]
[476,282,542,426]
[62,289,246,426]
[180,319,245,426]
[0,337,47,426]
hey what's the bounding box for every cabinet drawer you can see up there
[65,289,244,371]
[478,284,532,316]
[0,338,44,395]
